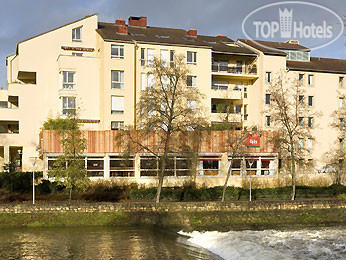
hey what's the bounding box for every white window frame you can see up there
[72,27,82,42]
[61,96,76,115]
[308,75,314,86]
[160,49,169,67]
[62,71,76,90]
[141,73,146,91]
[187,75,197,87]
[339,97,344,108]
[187,51,197,64]
[111,70,124,89]
[265,115,271,127]
[307,138,313,150]
[265,72,271,83]
[111,45,124,59]
[147,49,155,66]
[308,96,313,107]
[212,81,228,90]
[111,121,124,130]
[111,96,124,114]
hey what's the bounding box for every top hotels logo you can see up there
[242,1,343,51]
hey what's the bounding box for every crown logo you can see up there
[279,8,293,38]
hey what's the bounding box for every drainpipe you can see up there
[133,40,138,128]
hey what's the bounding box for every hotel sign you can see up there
[247,133,260,147]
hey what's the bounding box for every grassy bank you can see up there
[0,208,345,231]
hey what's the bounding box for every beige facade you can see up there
[1,14,345,184]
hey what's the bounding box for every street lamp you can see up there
[30,157,38,205]
[247,160,255,202]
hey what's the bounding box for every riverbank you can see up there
[0,200,345,231]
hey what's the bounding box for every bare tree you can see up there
[266,71,318,200]
[119,54,206,203]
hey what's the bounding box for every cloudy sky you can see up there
[0,0,345,88]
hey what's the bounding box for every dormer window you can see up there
[286,50,310,61]
[72,27,82,42]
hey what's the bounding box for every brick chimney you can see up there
[217,34,224,37]
[117,25,128,34]
[115,18,126,25]
[187,29,197,37]
[128,16,147,28]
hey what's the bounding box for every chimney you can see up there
[217,34,224,37]
[117,25,128,34]
[115,18,126,25]
[187,29,197,37]
[128,16,147,28]
[285,40,299,44]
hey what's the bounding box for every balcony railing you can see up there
[212,64,257,75]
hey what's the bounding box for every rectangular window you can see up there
[299,138,304,149]
[141,73,146,91]
[111,45,124,58]
[111,96,124,114]
[160,50,169,67]
[141,48,145,66]
[199,156,220,176]
[339,97,344,108]
[308,138,313,149]
[236,60,243,73]
[340,118,344,129]
[308,117,313,128]
[298,74,304,85]
[111,121,124,130]
[111,71,124,89]
[308,75,313,86]
[87,157,104,177]
[244,86,248,98]
[340,138,344,151]
[187,51,197,63]
[299,117,304,127]
[308,96,313,106]
[187,76,197,87]
[110,156,135,177]
[147,49,155,66]
[72,27,82,41]
[62,71,75,90]
[299,95,304,105]
[212,81,228,90]
[72,53,83,56]
[265,94,271,105]
[187,100,197,111]
[339,77,344,88]
[170,50,174,67]
[62,97,76,115]
[265,72,271,83]
[265,116,270,127]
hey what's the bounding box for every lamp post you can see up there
[247,160,255,202]
[30,157,38,205]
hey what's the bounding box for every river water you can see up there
[0,226,344,259]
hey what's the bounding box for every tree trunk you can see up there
[222,159,232,202]
[156,133,170,203]
[290,148,296,201]
[69,188,72,203]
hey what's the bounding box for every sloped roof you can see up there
[287,57,346,74]
[97,22,257,56]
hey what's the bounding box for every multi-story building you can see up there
[0,14,345,186]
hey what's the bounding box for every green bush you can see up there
[0,172,43,193]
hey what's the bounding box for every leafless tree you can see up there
[266,71,318,200]
[118,54,206,203]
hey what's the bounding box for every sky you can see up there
[0,0,345,88]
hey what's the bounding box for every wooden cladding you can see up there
[41,130,277,154]
[61,46,95,52]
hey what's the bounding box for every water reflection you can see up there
[0,226,219,260]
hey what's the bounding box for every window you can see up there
[160,50,168,67]
[299,117,304,127]
[72,53,83,56]
[286,50,310,61]
[147,49,155,66]
[141,73,146,91]
[265,94,271,105]
[87,157,104,177]
[308,117,313,128]
[244,105,248,120]
[308,96,313,107]
[62,71,75,90]
[111,96,124,114]
[299,95,304,105]
[187,51,197,63]
[72,27,82,41]
[111,45,124,58]
[140,156,191,177]
[339,77,344,88]
[187,76,197,87]
[199,156,220,176]
[170,50,174,67]
[298,74,304,86]
[111,71,124,89]
[62,97,76,115]
[187,100,197,111]
[308,75,313,86]
[111,121,124,130]
[340,138,344,151]
[244,86,248,98]
[299,138,304,149]
[236,60,243,73]
[141,48,145,66]
[340,118,344,129]
[339,98,344,108]
[307,138,313,149]
[110,156,135,177]
[147,74,155,89]
[230,159,242,175]
[265,72,271,83]
[265,116,270,127]
[212,81,228,90]
[307,159,314,170]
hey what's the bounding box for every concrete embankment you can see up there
[0,200,345,231]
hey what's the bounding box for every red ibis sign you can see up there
[247,133,260,147]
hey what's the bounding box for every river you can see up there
[0,226,345,259]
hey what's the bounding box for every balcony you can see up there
[211,63,258,79]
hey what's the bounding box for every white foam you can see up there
[178,228,346,260]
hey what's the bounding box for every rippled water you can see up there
[180,227,346,260]
[0,226,219,260]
